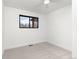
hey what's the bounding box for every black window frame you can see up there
[19,15,39,28]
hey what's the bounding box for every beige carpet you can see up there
[3,42,72,59]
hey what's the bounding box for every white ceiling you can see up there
[4,0,72,14]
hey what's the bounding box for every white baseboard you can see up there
[48,41,72,51]
[5,41,46,50]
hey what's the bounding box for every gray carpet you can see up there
[3,42,72,59]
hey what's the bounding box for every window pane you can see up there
[34,21,37,28]
[20,16,29,27]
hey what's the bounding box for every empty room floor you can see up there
[3,42,72,59]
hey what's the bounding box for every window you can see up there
[19,15,39,28]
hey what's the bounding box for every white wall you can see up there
[4,6,48,50]
[48,6,72,51]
